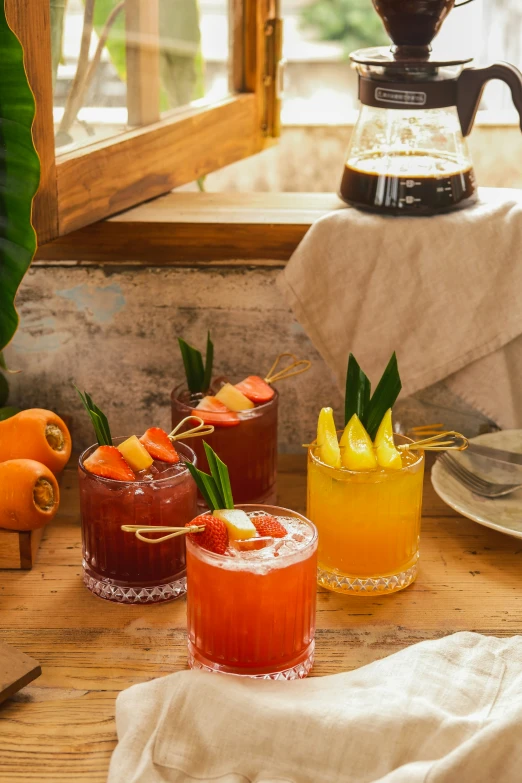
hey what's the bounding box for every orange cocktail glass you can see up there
[307,434,424,595]
[186,504,318,679]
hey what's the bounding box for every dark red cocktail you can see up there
[79,438,197,603]
[171,384,278,507]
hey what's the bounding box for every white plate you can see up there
[431,429,522,540]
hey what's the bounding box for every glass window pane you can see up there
[51,0,230,154]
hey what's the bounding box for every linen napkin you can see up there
[277,188,522,430]
[108,632,522,783]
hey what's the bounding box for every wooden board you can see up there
[0,642,41,705]
[0,526,45,570]
[1,455,522,781]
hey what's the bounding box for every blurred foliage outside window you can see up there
[50,0,214,151]
[300,0,388,55]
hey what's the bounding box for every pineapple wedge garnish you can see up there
[374,409,403,470]
[340,414,377,471]
[117,435,154,472]
[317,407,341,468]
[214,508,257,540]
[215,383,255,412]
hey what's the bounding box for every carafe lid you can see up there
[350,46,473,69]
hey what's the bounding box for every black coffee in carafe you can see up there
[340,155,476,215]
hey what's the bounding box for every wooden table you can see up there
[1,455,522,781]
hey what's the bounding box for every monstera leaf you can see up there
[0,8,40,375]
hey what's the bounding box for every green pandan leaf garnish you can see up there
[345,353,371,426]
[344,352,402,440]
[76,387,112,446]
[178,332,214,394]
[186,442,234,511]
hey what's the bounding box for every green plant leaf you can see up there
[0,405,19,421]
[178,337,205,393]
[203,442,233,510]
[344,353,371,426]
[186,462,224,511]
[202,332,214,392]
[0,8,40,355]
[0,372,8,408]
[75,387,112,446]
[364,352,402,440]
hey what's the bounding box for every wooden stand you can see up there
[0,526,45,569]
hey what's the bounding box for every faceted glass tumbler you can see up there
[186,504,318,679]
[307,436,424,595]
[79,439,198,603]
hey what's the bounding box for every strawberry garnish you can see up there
[186,513,229,555]
[235,376,275,404]
[139,427,179,463]
[191,396,240,428]
[83,445,136,481]
[252,514,287,538]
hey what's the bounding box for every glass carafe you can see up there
[340,64,476,214]
[340,57,522,215]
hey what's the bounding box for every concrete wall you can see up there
[6,264,342,452]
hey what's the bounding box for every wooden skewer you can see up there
[121,524,205,544]
[168,416,214,441]
[398,431,468,453]
[264,352,311,384]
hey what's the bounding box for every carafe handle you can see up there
[457,62,522,136]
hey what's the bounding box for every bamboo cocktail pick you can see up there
[168,415,214,442]
[121,417,214,543]
[121,524,205,544]
[264,352,311,384]
[398,430,469,453]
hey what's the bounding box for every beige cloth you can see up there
[108,632,522,783]
[277,188,522,429]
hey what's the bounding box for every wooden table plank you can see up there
[1,454,522,781]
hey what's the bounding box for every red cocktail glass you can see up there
[79,438,197,603]
[186,504,318,679]
[171,384,278,506]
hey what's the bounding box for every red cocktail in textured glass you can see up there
[171,383,278,506]
[186,504,318,679]
[79,438,197,603]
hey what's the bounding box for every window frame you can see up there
[7,0,280,243]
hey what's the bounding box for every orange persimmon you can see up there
[0,459,60,531]
[0,409,72,474]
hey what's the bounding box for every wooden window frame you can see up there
[6,0,280,244]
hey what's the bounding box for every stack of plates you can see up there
[431,430,522,539]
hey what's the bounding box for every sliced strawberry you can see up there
[252,514,287,538]
[83,446,136,481]
[186,513,229,555]
[139,427,179,464]
[191,396,240,428]
[235,376,275,404]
